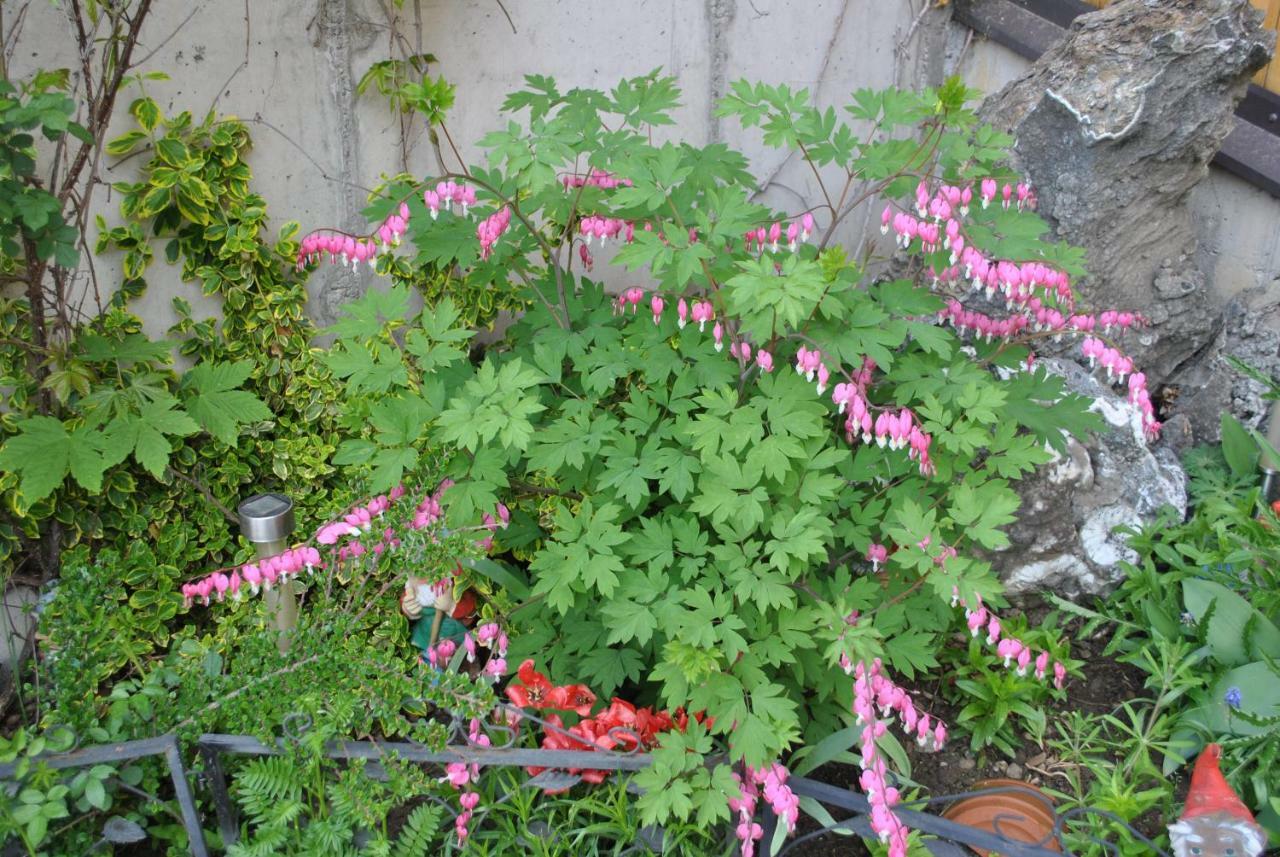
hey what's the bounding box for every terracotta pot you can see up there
[941,778,1062,856]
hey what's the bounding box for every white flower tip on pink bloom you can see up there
[677,298,688,329]
[1015,648,1033,676]
[986,617,1002,645]
[1053,661,1067,689]
[756,349,774,373]
[815,363,830,396]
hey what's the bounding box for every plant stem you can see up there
[166,467,238,526]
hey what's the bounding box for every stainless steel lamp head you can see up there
[237,493,295,553]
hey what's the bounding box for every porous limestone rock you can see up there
[997,359,1187,597]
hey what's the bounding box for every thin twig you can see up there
[493,0,517,34]
[242,116,376,196]
[166,467,239,526]
[509,479,582,501]
[133,1,208,67]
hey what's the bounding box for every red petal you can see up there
[518,659,553,692]
[563,684,597,716]
[544,686,570,710]
[516,659,539,684]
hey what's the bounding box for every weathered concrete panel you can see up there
[7,1,1276,339]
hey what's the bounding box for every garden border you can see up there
[1,723,1176,856]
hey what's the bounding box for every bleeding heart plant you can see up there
[292,71,1155,851]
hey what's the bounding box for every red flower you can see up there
[537,714,591,752]
[510,668,716,793]
[506,659,557,709]
[672,707,715,733]
[504,661,598,716]
[600,697,637,727]
[634,706,674,745]
[579,767,609,785]
[560,684,598,717]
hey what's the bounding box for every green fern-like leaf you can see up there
[1232,709,1280,730]
[236,757,304,801]
[233,757,304,827]
[362,834,393,857]
[226,825,291,857]
[327,761,390,830]
[299,816,356,855]
[391,803,445,857]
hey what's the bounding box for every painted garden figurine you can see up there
[1167,744,1266,857]
[401,575,478,659]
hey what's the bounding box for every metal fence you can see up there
[0,705,1173,856]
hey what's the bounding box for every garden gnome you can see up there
[400,574,477,658]
[1167,744,1266,857]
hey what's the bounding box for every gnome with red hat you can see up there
[1167,744,1267,857]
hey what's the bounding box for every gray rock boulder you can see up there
[1166,282,1280,446]
[996,359,1187,597]
[979,0,1272,387]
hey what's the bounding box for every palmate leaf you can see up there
[405,297,474,374]
[326,283,411,341]
[1000,369,1103,451]
[180,360,272,444]
[724,255,826,342]
[436,357,546,452]
[101,400,200,479]
[77,332,174,366]
[326,345,409,395]
[0,416,107,501]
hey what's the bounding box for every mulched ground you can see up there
[787,624,1185,856]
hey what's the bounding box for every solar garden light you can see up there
[1262,401,1280,506]
[237,493,297,654]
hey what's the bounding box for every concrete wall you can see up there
[7,0,1278,336]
